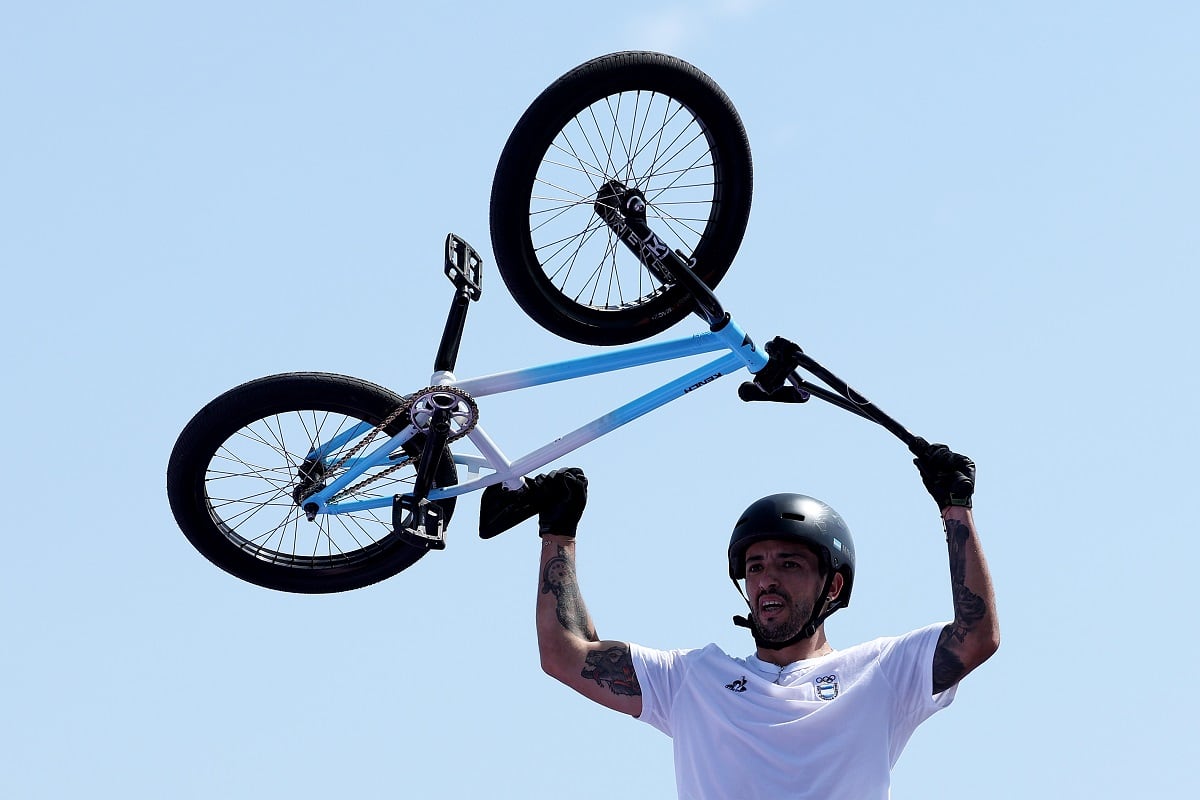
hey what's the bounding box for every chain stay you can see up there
[322,386,478,504]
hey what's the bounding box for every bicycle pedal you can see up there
[444,233,483,300]
[393,494,448,550]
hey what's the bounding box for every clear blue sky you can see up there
[4,2,1196,797]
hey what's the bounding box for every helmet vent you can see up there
[781,512,806,522]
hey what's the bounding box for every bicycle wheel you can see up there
[166,373,458,593]
[490,51,753,346]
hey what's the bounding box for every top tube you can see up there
[452,324,767,398]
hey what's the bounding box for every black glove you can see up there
[911,438,975,510]
[529,467,588,537]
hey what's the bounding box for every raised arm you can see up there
[529,470,643,717]
[913,443,1000,694]
[538,535,643,715]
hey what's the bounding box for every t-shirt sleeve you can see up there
[629,642,690,736]
[879,622,958,724]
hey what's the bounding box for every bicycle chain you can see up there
[325,386,478,502]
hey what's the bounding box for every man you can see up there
[523,442,997,799]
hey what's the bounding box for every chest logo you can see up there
[814,674,839,701]
[725,676,748,693]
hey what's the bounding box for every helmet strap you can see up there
[732,573,840,651]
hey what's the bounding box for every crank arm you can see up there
[395,405,453,549]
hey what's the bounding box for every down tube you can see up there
[455,350,748,492]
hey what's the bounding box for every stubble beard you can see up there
[755,591,817,644]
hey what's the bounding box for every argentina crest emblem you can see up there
[814,674,839,701]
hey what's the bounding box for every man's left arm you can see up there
[913,442,1000,694]
[932,505,999,694]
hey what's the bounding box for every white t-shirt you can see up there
[630,623,956,799]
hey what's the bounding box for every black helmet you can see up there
[728,493,855,609]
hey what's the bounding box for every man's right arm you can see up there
[537,534,643,717]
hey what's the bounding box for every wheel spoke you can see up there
[529,87,717,312]
[200,407,420,569]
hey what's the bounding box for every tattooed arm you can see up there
[537,534,643,716]
[931,506,1000,694]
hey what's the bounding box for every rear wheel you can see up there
[166,373,458,593]
[490,51,753,345]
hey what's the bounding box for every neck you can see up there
[755,627,833,666]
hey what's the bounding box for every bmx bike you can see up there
[166,52,922,594]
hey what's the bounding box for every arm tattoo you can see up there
[541,545,599,642]
[944,519,988,642]
[932,626,966,694]
[582,645,642,697]
[932,518,987,694]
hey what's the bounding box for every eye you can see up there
[746,563,763,574]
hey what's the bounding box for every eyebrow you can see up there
[745,551,810,562]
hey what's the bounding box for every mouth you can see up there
[757,593,787,616]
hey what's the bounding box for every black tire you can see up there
[166,373,458,593]
[490,51,753,346]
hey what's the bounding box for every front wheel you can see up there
[490,51,753,346]
[166,373,459,593]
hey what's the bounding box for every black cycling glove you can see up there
[911,438,975,510]
[530,467,588,537]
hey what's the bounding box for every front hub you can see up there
[593,181,674,283]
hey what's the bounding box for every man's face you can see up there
[743,539,826,643]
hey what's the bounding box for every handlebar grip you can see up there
[738,381,810,403]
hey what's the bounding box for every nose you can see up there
[753,569,779,591]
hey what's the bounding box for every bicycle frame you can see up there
[297,227,920,539]
[297,316,767,518]
[166,53,942,592]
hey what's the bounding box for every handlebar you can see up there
[740,336,921,450]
